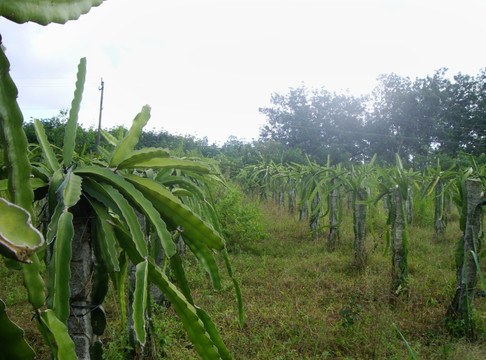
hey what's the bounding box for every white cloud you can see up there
[1,0,485,144]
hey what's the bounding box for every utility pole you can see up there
[96,78,104,153]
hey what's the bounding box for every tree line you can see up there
[24,68,486,173]
[259,69,486,166]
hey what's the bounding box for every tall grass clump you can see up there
[412,193,435,228]
[213,182,268,254]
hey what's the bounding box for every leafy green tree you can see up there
[366,73,433,163]
[472,70,486,155]
[138,129,219,158]
[439,72,486,156]
[260,86,318,157]
[259,70,486,167]
[24,111,102,155]
[259,85,366,164]
[366,69,486,164]
[218,136,261,178]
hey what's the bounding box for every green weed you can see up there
[212,182,269,254]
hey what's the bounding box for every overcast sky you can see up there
[1,0,485,144]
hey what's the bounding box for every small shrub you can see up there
[339,298,363,328]
[213,182,268,254]
[412,194,434,227]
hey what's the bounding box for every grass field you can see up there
[143,198,486,359]
[2,195,486,359]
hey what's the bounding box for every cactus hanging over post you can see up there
[406,178,413,225]
[353,188,367,268]
[310,193,320,239]
[422,160,455,240]
[446,178,484,338]
[434,179,446,236]
[288,178,296,214]
[299,200,308,221]
[376,155,410,298]
[327,178,340,250]
[343,155,375,266]
[391,186,408,297]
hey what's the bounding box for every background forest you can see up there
[25,67,486,170]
